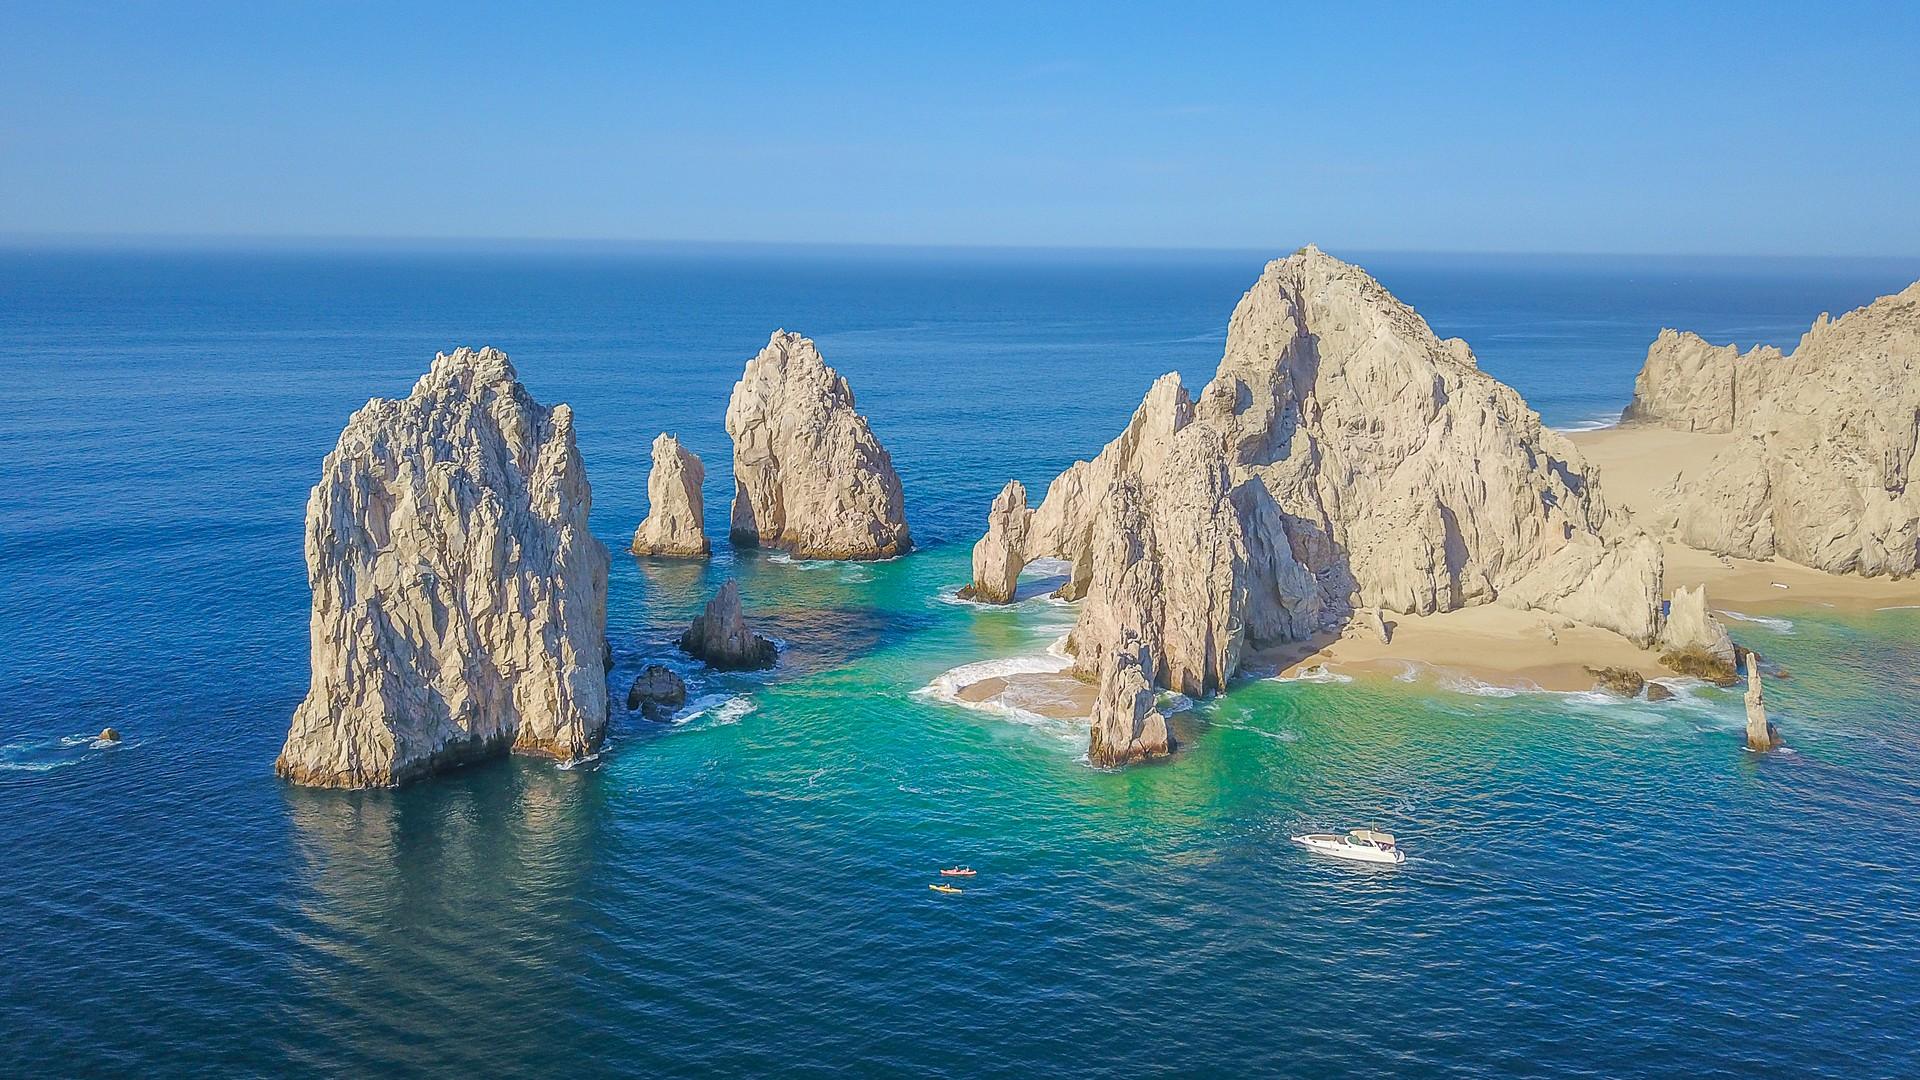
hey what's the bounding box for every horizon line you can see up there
[3,230,1919,264]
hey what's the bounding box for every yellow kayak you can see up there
[929,884,963,895]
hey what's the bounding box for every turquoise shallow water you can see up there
[3,247,1919,1077]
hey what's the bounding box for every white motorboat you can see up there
[1292,828,1404,865]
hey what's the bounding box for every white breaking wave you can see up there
[1716,609,1795,633]
[914,650,1082,742]
[676,693,758,726]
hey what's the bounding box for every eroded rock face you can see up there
[1632,281,1920,576]
[725,331,911,560]
[680,579,777,670]
[631,433,709,558]
[1622,330,1783,433]
[1087,636,1175,767]
[957,480,1032,603]
[627,664,688,720]
[277,348,610,788]
[964,247,1662,696]
[1659,584,1735,665]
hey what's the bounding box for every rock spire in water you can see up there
[680,579,777,670]
[1627,280,1920,576]
[631,433,709,557]
[276,347,610,788]
[1087,636,1175,767]
[1744,654,1775,752]
[963,246,1663,705]
[725,331,911,560]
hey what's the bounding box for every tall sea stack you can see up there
[725,331,911,560]
[276,348,610,788]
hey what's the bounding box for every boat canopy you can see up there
[1349,829,1395,846]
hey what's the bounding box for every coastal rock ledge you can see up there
[631,433,709,557]
[725,331,911,560]
[276,347,610,788]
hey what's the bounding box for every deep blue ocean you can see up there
[3,245,1919,1078]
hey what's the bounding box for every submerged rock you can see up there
[1659,644,1739,687]
[1087,636,1175,767]
[963,246,1662,699]
[626,664,688,720]
[276,348,610,788]
[680,580,777,671]
[631,433,709,558]
[1631,281,1920,576]
[1585,666,1646,698]
[97,727,121,744]
[725,331,911,560]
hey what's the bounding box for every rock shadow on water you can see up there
[278,758,612,1070]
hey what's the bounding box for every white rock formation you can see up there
[1744,655,1774,752]
[1621,330,1782,433]
[957,480,1032,603]
[630,433,709,557]
[1087,636,1175,767]
[276,348,610,788]
[725,331,911,560]
[1658,584,1735,665]
[964,247,1664,697]
[680,579,777,670]
[1630,281,1920,576]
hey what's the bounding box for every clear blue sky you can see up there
[4,2,1916,254]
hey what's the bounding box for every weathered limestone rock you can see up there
[1646,681,1675,702]
[1631,281,1920,577]
[725,331,911,560]
[626,664,688,720]
[1744,654,1775,751]
[679,580,777,670]
[957,480,1032,602]
[1585,666,1646,697]
[964,247,1662,699]
[277,348,610,788]
[1363,607,1391,645]
[630,433,709,557]
[1621,330,1783,433]
[1660,644,1739,687]
[1087,636,1175,767]
[1658,584,1736,666]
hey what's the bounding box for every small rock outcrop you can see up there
[1646,681,1675,702]
[1658,584,1735,665]
[962,247,1663,700]
[97,727,121,744]
[277,348,610,788]
[1585,666,1646,697]
[679,580,777,670]
[626,664,688,720]
[1628,281,1920,576]
[1087,636,1175,767]
[725,331,911,560]
[1744,654,1775,751]
[630,433,709,557]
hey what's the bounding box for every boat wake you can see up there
[1716,609,1795,633]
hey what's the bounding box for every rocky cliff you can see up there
[964,247,1664,697]
[1087,635,1175,767]
[277,348,610,788]
[725,331,911,560]
[631,433,709,557]
[1630,281,1920,576]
